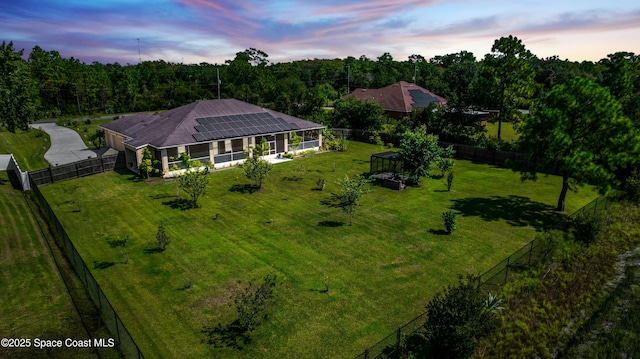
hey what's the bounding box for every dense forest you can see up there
[1,36,639,139]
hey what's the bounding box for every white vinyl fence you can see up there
[0,154,30,190]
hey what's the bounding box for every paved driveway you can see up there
[31,122,97,166]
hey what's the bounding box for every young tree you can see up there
[233,274,278,335]
[242,157,272,190]
[517,77,639,212]
[138,147,159,179]
[107,236,130,264]
[177,167,209,208]
[400,128,454,183]
[156,223,171,251]
[335,174,373,226]
[437,145,456,177]
[289,131,302,155]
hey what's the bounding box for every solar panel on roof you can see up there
[193,133,206,142]
[409,89,439,108]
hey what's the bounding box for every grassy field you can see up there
[0,172,103,358]
[39,141,598,358]
[485,122,519,142]
[0,127,50,171]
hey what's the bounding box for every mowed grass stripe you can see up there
[0,172,101,359]
[40,141,598,358]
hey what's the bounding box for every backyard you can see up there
[0,172,118,359]
[39,141,598,358]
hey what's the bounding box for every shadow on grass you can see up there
[93,261,115,269]
[162,198,193,210]
[229,184,257,194]
[318,220,344,227]
[281,176,303,182]
[202,321,249,350]
[149,193,175,200]
[320,193,341,208]
[428,229,450,236]
[143,247,164,254]
[450,195,563,231]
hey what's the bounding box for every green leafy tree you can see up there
[233,274,278,334]
[0,41,39,132]
[335,174,373,226]
[437,145,456,177]
[482,35,536,140]
[398,128,442,185]
[422,275,498,358]
[331,97,385,131]
[138,147,159,179]
[177,167,209,208]
[289,131,302,155]
[517,77,639,212]
[242,156,272,190]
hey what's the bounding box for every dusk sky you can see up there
[1,0,639,65]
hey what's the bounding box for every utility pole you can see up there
[346,64,350,94]
[413,62,417,84]
[217,68,221,100]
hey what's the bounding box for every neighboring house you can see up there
[344,81,447,118]
[100,99,325,177]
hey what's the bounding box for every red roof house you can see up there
[344,81,446,118]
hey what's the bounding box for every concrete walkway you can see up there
[30,122,97,166]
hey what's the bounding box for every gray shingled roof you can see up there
[100,99,325,149]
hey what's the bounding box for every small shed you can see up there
[370,151,407,190]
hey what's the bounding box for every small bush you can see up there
[572,212,604,245]
[442,211,457,234]
[156,223,171,251]
[447,172,454,192]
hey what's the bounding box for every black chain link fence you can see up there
[354,194,616,359]
[29,173,145,358]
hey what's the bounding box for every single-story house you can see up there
[344,81,447,119]
[100,99,325,177]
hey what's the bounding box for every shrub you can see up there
[442,211,457,234]
[233,274,278,334]
[572,212,604,245]
[156,223,171,251]
[423,275,497,358]
[447,172,454,192]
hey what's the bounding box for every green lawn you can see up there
[485,122,519,142]
[40,141,598,358]
[0,172,98,358]
[0,127,50,171]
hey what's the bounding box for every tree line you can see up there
[1,38,638,135]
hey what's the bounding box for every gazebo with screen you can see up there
[369,151,407,190]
